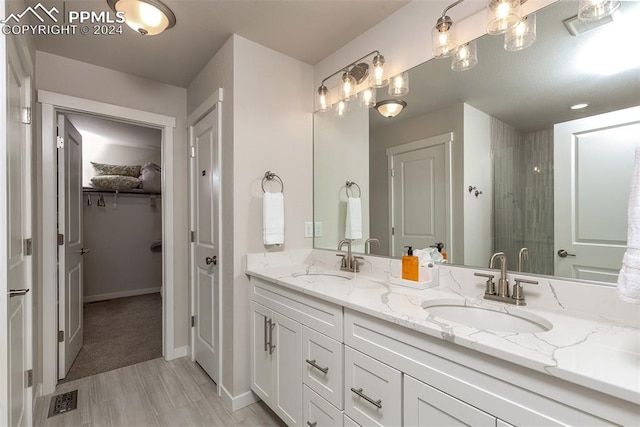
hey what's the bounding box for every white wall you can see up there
[187,34,314,400]
[83,194,162,301]
[35,52,190,352]
[314,106,369,251]
[463,104,492,266]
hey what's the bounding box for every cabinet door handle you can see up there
[9,289,30,297]
[306,422,317,427]
[268,320,276,354]
[305,359,329,374]
[350,387,382,409]
[263,317,269,352]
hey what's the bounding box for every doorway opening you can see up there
[58,113,164,382]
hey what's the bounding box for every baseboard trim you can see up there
[168,346,189,360]
[83,287,161,303]
[33,383,42,411]
[221,385,260,412]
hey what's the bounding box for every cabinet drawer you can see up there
[252,277,343,341]
[404,375,495,426]
[344,347,401,427]
[303,326,344,410]
[343,414,360,427]
[303,385,342,427]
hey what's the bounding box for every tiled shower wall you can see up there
[491,118,554,275]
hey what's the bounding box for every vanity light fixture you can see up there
[504,13,536,51]
[432,0,464,59]
[487,0,521,35]
[374,99,407,118]
[451,41,478,71]
[389,72,409,96]
[315,50,389,113]
[107,0,176,35]
[578,0,621,22]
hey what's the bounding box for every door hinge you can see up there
[58,330,64,343]
[56,136,64,149]
[24,238,33,256]
[191,316,196,327]
[392,227,395,236]
[391,168,395,177]
[190,146,196,158]
[57,234,64,246]
[21,107,31,124]
[25,369,33,387]
[190,231,195,243]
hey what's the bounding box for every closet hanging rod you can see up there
[82,187,161,196]
[261,171,284,193]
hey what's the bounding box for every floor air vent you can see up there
[47,390,78,417]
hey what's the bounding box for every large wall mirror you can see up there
[313,0,640,283]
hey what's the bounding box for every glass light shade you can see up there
[578,0,621,21]
[432,16,457,58]
[339,71,357,100]
[487,0,521,35]
[317,85,330,112]
[389,72,409,96]
[370,54,388,88]
[109,0,176,35]
[335,100,350,117]
[451,41,478,71]
[359,87,377,108]
[504,14,536,51]
[374,100,407,118]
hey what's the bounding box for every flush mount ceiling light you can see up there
[374,99,407,118]
[107,0,176,35]
[316,50,390,114]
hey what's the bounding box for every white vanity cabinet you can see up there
[250,301,303,426]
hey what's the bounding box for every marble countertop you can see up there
[245,251,640,405]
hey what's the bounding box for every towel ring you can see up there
[345,180,361,198]
[262,171,284,193]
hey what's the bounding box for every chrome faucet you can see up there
[489,252,509,298]
[364,238,380,254]
[337,239,362,272]
[474,251,538,306]
[518,248,529,272]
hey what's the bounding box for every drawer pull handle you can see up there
[305,359,329,374]
[307,422,317,427]
[350,387,382,409]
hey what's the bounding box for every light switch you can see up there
[304,222,313,238]
[314,221,323,237]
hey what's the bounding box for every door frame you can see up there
[187,89,223,396]
[39,90,176,395]
[386,132,453,259]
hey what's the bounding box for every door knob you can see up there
[79,248,91,255]
[557,249,576,258]
[206,256,217,265]
[9,289,30,297]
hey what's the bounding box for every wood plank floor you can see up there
[34,357,285,427]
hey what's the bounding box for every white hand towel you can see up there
[617,146,640,303]
[345,196,362,240]
[263,192,284,245]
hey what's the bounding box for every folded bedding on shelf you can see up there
[140,162,161,193]
[90,175,141,190]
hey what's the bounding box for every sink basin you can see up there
[422,301,552,333]
[292,270,352,280]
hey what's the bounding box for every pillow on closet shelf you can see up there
[90,175,141,190]
[91,161,141,178]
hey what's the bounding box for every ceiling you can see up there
[370,0,640,132]
[28,0,410,88]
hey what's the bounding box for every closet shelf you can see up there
[82,187,161,196]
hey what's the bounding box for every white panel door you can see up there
[404,375,496,426]
[390,143,447,257]
[554,107,640,283]
[3,36,32,427]
[191,107,220,384]
[250,301,273,402]
[273,311,303,426]
[57,115,84,378]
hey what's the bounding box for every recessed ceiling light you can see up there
[570,102,590,110]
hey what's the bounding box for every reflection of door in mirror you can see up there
[387,134,451,258]
[554,106,640,284]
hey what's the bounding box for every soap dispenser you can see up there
[402,246,419,281]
